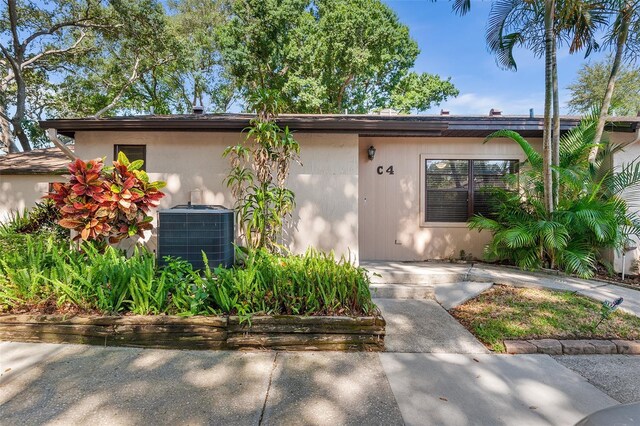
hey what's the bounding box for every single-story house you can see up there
[0,147,71,222]
[3,112,639,272]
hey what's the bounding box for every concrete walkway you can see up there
[376,299,488,354]
[364,261,640,317]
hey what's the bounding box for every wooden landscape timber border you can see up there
[0,314,385,351]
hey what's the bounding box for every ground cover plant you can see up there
[450,285,640,352]
[0,230,375,318]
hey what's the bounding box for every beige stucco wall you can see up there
[358,136,542,261]
[74,131,359,260]
[611,130,640,274]
[0,174,65,222]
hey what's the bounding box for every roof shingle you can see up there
[0,146,72,175]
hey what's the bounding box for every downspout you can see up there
[46,128,77,161]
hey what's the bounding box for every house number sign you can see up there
[377,165,395,175]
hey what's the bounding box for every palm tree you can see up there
[589,0,640,162]
[445,0,605,213]
[482,0,607,212]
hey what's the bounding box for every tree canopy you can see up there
[218,0,458,113]
[1,0,183,152]
[0,0,458,152]
[568,58,640,116]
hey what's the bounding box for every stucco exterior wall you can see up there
[73,131,359,260]
[0,174,65,222]
[358,136,542,261]
[610,131,640,274]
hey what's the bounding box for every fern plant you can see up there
[469,115,640,278]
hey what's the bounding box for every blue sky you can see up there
[384,0,609,115]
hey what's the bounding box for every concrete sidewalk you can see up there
[380,353,618,426]
[363,261,640,317]
[0,341,625,426]
[0,342,403,426]
[2,265,638,425]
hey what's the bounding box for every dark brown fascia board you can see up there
[39,114,639,139]
[39,114,450,135]
[0,169,68,176]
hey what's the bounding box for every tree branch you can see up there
[8,0,21,58]
[92,57,141,118]
[21,18,97,50]
[336,74,354,110]
[0,42,20,74]
[20,32,88,70]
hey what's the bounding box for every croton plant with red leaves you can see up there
[46,152,166,243]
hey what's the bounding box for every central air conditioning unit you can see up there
[157,204,234,270]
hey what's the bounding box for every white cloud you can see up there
[427,91,545,116]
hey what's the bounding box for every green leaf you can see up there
[117,151,130,166]
[129,159,144,171]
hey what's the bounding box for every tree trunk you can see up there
[543,0,555,214]
[0,102,18,153]
[588,4,631,163]
[551,36,560,211]
[9,67,30,152]
[5,0,31,152]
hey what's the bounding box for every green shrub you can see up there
[205,248,375,317]
[0,235,375,318]
[469,115,640,277]
[0,200,68,240]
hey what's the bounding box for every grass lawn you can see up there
[450,285,640,352]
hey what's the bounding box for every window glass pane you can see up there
[115,145,146,170]
[425,159,469,222]
[473,160,515,175]
[426,160,468,190]
[426,191,468,222]
[472,160,518,216]
[473,191,499,217]
[473,160,517,188]
[426,160,468,174]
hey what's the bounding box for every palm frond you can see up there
[485,129,542,167]
[468,215,502,232]
[558,242,597,278]
[607,157,640,198]
[502,226,536,248]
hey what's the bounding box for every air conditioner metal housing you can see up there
[158,204,234,270]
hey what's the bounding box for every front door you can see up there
[358,138,418,261]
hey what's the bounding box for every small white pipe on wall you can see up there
[46,128,77,160]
